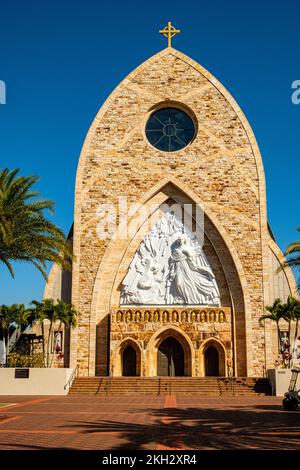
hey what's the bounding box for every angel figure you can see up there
[121,253,164,304]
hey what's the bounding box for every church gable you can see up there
[129,53,208,99]
[78,48,262,224]
[72,46,268,377]
[86,51,256,163]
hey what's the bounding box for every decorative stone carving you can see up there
[121,212,220,306]
[112,307,228,324]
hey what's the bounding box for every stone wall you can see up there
[71,47,272,377]
[110,307,232,377]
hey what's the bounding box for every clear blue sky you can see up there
[0,0,299,305]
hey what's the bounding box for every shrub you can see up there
[6,353,45,368]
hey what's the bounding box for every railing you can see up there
[231,375,235,396]
[64,366,78,392]
[228,367,234,396]
[106,375,112,396]
[95,378,104,395]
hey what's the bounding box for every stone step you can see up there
[69,376,272,396]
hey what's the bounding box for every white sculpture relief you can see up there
[121,212,220,306]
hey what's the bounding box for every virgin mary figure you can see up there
[167,235,220,305]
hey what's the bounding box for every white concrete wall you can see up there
[267,368,300,396]
[0,368,75,395]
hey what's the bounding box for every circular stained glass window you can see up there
[145,107,195,152]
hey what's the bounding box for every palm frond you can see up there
[0,257,15,278]
[0,167,74,279]
[284,242,300,256]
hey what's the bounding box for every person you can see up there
[123,257,164,304]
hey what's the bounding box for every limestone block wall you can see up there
[72,47,271,377]
[92,187,246,376]
[110,307,232,377]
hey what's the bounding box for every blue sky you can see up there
[0,0,299,305]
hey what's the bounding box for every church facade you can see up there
[44,44,297,378]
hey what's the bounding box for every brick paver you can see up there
[0,395,298,450]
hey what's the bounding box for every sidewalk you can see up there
[0,395,298,450]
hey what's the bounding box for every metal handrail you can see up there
[289,368,300,392]
[106,375,112,396]
[228,367,234,396]
[64,366,78,391]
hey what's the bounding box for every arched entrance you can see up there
[157,337,184,376]
[122,346,137,376]
[146,326,193,376]
[205,346,219,376]
[200,339,227,377]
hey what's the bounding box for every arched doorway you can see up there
[205,346,220,376]
[157,337,184,376]
[122,346,137,376]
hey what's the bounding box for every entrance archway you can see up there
[122,345,137,376]
[205,346,219,376]
[157,337,184,376]
[147,326,193,376]
[201,339,226,376]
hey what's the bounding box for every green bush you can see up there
[6,352,45,368]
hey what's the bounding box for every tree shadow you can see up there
[59,403,300,450]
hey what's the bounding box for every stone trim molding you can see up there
[111,307,230,324]
[268,238,299,299]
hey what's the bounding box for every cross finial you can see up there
[159,22,181,48]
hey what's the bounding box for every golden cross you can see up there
[159,22,181,48]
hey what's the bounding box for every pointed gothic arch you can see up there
[89,179,250,376]
[114,338,142,377]
[146,325,194,376]
[200,338,227,377]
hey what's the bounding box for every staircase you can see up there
[69,376,272,396]
[219,377,272,396]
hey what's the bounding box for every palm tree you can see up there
[281,227,300,292]
[31,299,77,367]
[0,303,36,363]
[32,299,58,367]
[292,304,300,366]
[0,168,73,279]
[28,300,48,360]
[0,304,19,360]
[259,298,284,352]
[278,296,300,367]
[49,300,76,367]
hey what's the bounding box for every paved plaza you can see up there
[0,395,299,450]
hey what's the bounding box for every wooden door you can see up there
[157,338,184,376]
[205,346,219,376]
[122,346,136,376]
